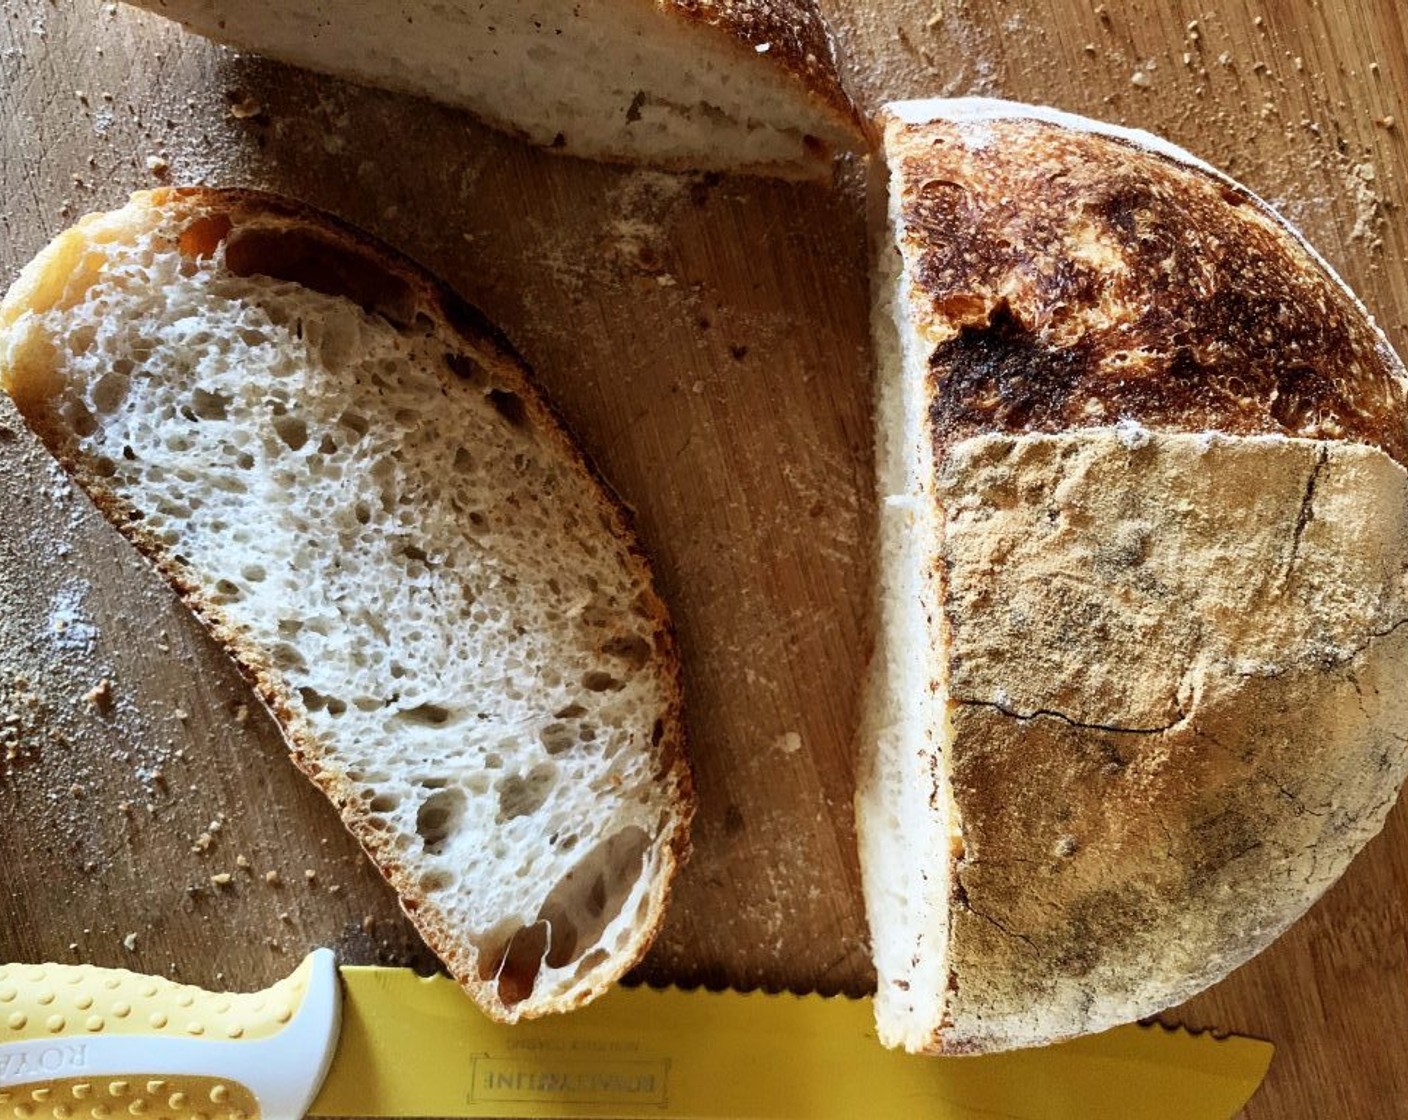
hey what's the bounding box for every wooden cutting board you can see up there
[1,1,1404,1116]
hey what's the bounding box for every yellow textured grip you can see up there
[0,1075,258,1120]
[0,959,314,1045]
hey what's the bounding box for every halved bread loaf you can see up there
[862,98,1408,1053]
[0,187,694,1021]
[120,0,865,177]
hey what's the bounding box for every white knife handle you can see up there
[0,949,339,1120]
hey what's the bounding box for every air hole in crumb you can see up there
[487,388,528,428]
[419,776,449,789]
[92,373,129,414]
[190,387,230,421]
[492,921,549,1007]
[453,447,474,473]
[339,410,370,437]
[582,671,624,693]
[396,703,451,726]
[354,502,371,525]
[539,724,576,756]
[420,869,453,893]
[600,633,651,670]
[369,792,400,813]
[242,564,267,583]
[484,752,504,770]
[445,352,486,384]
[416,787,465,854]
[495,763,557,822]
[555,703,587,720]
[272,414,308,451]
[236,451,255,470]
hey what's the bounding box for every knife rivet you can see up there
[102,977,120,991]
[176,992,195,1008]
[213,998,230,1014]
[273,1003,292,1023]
[36,990,54,1006]
[86,1015,105,1032]
[46,1014,66,1033]
[208,1086,229,1105]
[54,1105,73,1120]
[225,1023,244,1039]
[107,1084,127,1099]
[14,1104,33,1119]
[30,1090,50,1103]
[91,1105,111,1119]
[138,983,156,999]
[65,972,84,986]
[71,1085,91,1101]
[0,986,14,1003]
[26,968,45,983]
[166,1095,186,1110]
[144,1085,163,1098]
[149,1012,167,1029]
[127,1101,147,1116]
[186,1021,205,1036]
[5,1012,24,1030]
[191,1111,210,1120]
[74,994,93,1011]
[112,1002,130,1019]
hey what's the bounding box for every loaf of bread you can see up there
[120,0,865,177]
[0,188,694,1021]
[861,98,1408,1054]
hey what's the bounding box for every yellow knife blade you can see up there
[314,967,1272,1119]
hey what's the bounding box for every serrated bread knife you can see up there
[0,950,1271,1120]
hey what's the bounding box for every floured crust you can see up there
[881,100,1408,464]
[0,187,694,1021]
[938,431,1408,1052]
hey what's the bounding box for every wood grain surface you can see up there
[1,1,1405,1117]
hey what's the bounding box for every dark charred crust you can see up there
[897,122,1408,464]
[663,0,862,141]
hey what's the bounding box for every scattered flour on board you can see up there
[47,581,99,654]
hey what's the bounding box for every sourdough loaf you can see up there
[861,98,1408,1054]
[120,0,864,177]
[0,187,694,1021]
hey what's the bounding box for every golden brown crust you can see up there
[884,115,1408,463]
[2,187,694,1022]
[660,0,865,151]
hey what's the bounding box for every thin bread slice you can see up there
[862,98,1408,1053]
[0,187,694,1021]
[120,0,865,178]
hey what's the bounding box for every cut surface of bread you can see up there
[861,97,1408,1054]
[0,187,694,1022]
[122,0,864,177]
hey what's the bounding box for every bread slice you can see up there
[120,0,864,178]
[0,187,694,1021]
[862,98,1408,1054]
